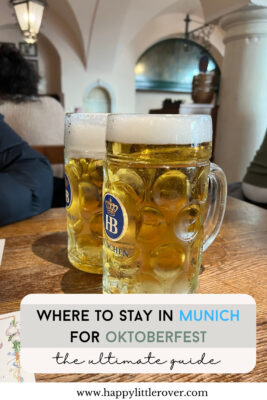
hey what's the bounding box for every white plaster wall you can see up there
[0,27,61,97]
[54,0,219,113]
[201,0,249,22]
[115,11,224,116]
[2,0,267,186]
[0,26,23,44]
[38,35,61,95]
[0,0,225,115]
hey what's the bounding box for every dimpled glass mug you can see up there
[102,114,227,294]
[64,113,108,274]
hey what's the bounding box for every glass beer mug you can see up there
[64,113,108,274]
[103,114,227,293]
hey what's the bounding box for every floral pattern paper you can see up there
[0,311,35,382]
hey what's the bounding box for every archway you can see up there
[135,38,220,92]
[83,80,116,113]
[135,37,220,113]
[38,34,62,100]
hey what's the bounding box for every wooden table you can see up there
[0,197,266,382]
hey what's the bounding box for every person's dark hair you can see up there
[0,43,40,102]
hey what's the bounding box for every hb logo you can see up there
[65,173,72,208]
[104,193,128,241]
[105,215,118,234]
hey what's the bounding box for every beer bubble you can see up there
[113,168,145,202]
[171,273,191,294]
[151,170,188,210]
[79,181,100,212]
[173,204,200,242]
[137,206,166,242]
[150,243,185,279]
[89,212,103,239]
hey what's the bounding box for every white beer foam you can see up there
[107,114,212,145]
[65,113,108,154]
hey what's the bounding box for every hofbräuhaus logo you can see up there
[65,173,72,208]
[104,193,128,241]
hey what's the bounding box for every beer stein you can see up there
[103,114,227,293]
[64,113,107,273]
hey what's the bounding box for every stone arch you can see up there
[46,0,86,66]
[135,37,220,93]
[38,33,62,99]
[83,80,116,112]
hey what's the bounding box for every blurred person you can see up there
[242,130,267,208]
[0,43,64,177]
[0,114,53,226]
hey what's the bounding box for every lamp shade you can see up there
[12,0,45,43]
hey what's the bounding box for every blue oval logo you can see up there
[104,193,128,241]
[65,173,72,208]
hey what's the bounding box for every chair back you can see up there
[33,145,64,164]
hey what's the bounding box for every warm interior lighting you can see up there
[11,0,46,43]
[135,63,145,75]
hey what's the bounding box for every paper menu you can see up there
[0,311,35,382]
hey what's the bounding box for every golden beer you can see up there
[103,115,227,293]
[65,113,107,273]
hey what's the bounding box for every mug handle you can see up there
[203,162,227,251]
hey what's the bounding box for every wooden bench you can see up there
[33,145,64,165]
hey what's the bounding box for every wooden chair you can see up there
[33,145,64,165]
[149,99,182,114]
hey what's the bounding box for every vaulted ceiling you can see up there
[0,0,253,68]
